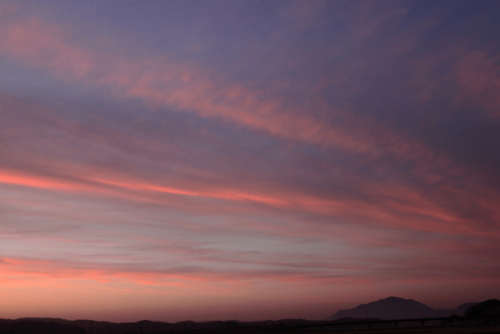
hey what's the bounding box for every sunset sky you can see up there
[1,0,500,322]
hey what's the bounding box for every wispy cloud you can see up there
[1,0,500,321]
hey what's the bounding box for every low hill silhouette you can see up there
[0,319,81,334]
[332,317,382,323]
[465,299,500,318]
[450,302,477,316]
[0,318,314,334]
[327,297,476,320]
[0,298,486,334]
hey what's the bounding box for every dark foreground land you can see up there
[6,297,499,334]
[306,326,500,334]
[1,316,499,334]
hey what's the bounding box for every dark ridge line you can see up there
[298,315,498,328]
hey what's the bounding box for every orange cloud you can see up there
[0,169,90,192]
[0,255,370,288]
[3,162,498,241]
[1,6,499,254]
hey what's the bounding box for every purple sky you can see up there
[1,0,500,322]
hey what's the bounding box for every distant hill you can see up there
[0,299,482,334]
[327,297,476,320]
[0,318,314,334]
[449,302,478,316]
[465,299,500,318]
[332,317,382,323]
[0,319,81,334]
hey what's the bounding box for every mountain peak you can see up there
[379,296,413,303]
[327,297,469,320]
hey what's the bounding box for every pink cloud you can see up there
[3,153,500,245]
[454,50,500,118]
[0,6,432,160]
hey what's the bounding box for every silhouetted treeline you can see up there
[0,318,313,334]
[465,299,500,318]
[0,319,82,334]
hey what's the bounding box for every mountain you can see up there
[464,299,500,317]
[327,297,476,320]
[449,302,478,316]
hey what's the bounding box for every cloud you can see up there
[454,51,500,118]
[1,1,500,319]
[0,4,433,160]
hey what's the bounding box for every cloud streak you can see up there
[0,0,500,322]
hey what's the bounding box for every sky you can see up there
[1,0,500,323]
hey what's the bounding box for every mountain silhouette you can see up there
[327,297,476,320]
[449,302,477,316]
[465,299,500,318]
